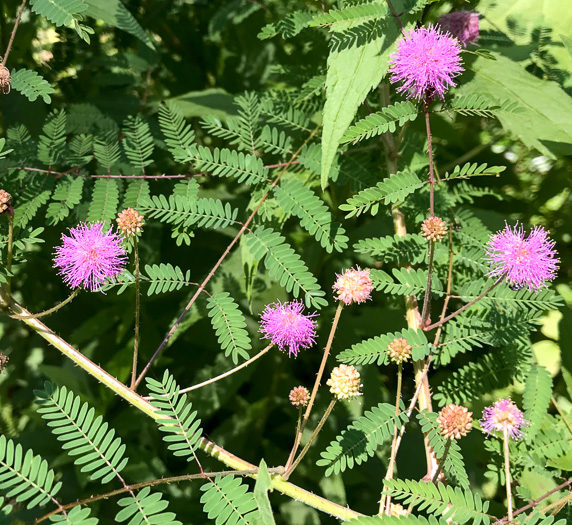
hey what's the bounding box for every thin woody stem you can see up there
[423,277,504,332]
[420,240,435,327]
[0,288,363,523]
[431,438,451,484]
[130,237,141,390]
[134,127,318,388]
[283,301,344,478]
[424,106,436,216]
[160,344,273,397]
[2,0,26,66]
[381,362,403,515]
[6,210,14,297]
[286,399,337,478]
[503,425,513,522]
[9,289,80,319]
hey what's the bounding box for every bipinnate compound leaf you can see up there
[83,0,155,49]
[49,506,98,524]
[146,370,203,462]
[317,402,409,476]
[29,0,87,26]
[115,486,181,525]
[245,227,327,309]
[320,0,420,187]
[35,382,129,485]
[382,480,489,524]
[200,475,259,525]
[457,53,572,156]
[207,292,252,364]
[523,364,553,442]
[11,69,55,103]
[37,110,67,166]
[158,101,196,163]
[87,178,119,223]
[144,263,192,296]
[0,434,62,510]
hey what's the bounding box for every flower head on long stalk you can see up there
[480,398,528,440]
[333,267,373,305]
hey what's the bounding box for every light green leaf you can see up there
[84,0,154,49]
[320,0,419,188]
[457,53,572,156]
[252,459,276,525]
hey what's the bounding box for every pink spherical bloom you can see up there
[437,11,480,47]
[480,398,528,440]
[484,222,559,292]
[53,222,128,292]
[259,301,317,357]
[333,267,373,305]
[389,26,464,101]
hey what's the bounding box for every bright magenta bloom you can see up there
[437,11,480,47]
[389,26,464,101]
[53,223,127,292]
[485,222,559,292]
[333,267,373,305]
[480,398,528,440]
[259,301,317,357]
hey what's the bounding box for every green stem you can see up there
[6,210,13,297]
[286,399,336,478]
[9,289,80,319]
[551,396,572,436]
[0,289,362,522]
[284,301,344,478]
[503,425,513,522]
[420,240,435,327]
[130,237,141,390]
[431,438,451,484]
[381,362,404,515]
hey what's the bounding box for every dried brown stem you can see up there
[2,0,26,66]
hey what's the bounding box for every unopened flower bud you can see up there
[421,216,448,242]
[0,65,11,94]
[289,386,310,407]
[116,208,145,237]
[0,189,12,213]
[327,364,362,400]
[437,403,473,439]
[386,337,412,364]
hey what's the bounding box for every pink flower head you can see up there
[259,301,317,357]
[333,267,373,305]
[484,222,559,292]
[53,222,127,292]
[437,11,480,47]
[389,26,464,101]
[480,398,528,440]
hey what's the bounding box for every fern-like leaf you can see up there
[258,125,292,156]
[341,101,419,144]
[444,162,506,179]
[0,434,62,510]
[122,115,154,173]
[68,133,93,166]
[158,101,196,163]
[245,227,327,308]
[10,68,55,103]
[94,133,121,172]
[371,268,443,297]
[146,370,203,462]
[523,364,553,442]
[193,146,268,185]
[46,176,84,224]
[339,171,423,218]
[86,178,120,223]
[260,99,311,132]
[138,194,239,229]
[49,505,98,524]
[274,178,348,253]
[115,486,181,525]
[144,263,192,296]
[200,475,259,525]
[13,175,53,228]
[354,233,426,264]
[38,110,67,166]
[121,179,150,209]
[446,94,520,117]
[29,0,87,26]
[382,480,488,524]
[338,327,430,366]
[207,292,252,364]
[35,382,129,484]
[317,403,409,476]
[258,9,313,40]
[417,411,469,489]
[310,3,388,26]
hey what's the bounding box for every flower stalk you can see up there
[503,425,513,521]
[130,236,141,390]
[9,289,80,319]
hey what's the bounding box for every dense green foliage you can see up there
[0,0,571,523]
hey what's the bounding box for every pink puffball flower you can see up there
[259,301,317,357]
[437,11,480,47]
[53,222,128,292]
[333,267,373,305]
[484,222,559,292]
[389,26,464,101]
[480,398,528,440]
